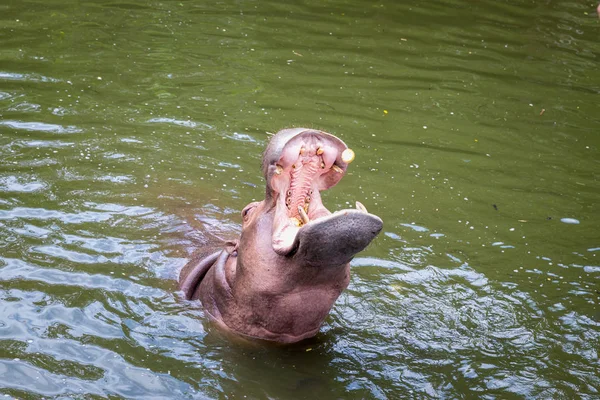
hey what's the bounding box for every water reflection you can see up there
[0,120,81,134]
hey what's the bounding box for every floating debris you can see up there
[560,218,580,224]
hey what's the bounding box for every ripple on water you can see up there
[352,256,414,272]
[0,175,48,193]
[0,71,60,83]
[17,139,75,148]
[0,207,113,224]
[51,106,73,116]
[0,91,13,101]
[0,352,194,399]
[400,223,429,232]
[12,223,52,239]
[147,117,213,130]
[329,258,556,397]
[7,101,41,112]
[0,203,160,224]
[0,120,82,134]
[0,254,209,398]
[224,132,261,144]
[95,174,135,183]
[0,258,164,298]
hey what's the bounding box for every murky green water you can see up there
[1,0,599,398]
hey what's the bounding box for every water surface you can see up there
[1,0,599,398]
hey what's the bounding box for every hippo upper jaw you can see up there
[264,128,376,257]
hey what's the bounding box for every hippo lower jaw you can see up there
[275,202,383,266]
[292,208,382,266]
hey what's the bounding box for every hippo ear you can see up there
[241,201,260,223]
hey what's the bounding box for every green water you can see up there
[1,0,599,398]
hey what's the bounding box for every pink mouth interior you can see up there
[270,132,347,255]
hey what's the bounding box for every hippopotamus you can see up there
[179,128,382,343]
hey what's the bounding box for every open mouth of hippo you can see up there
[266,129,383,264]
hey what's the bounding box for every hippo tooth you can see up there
[341,148,355,163]
[300,147,306,155]
[298,205,310,225]
[275,164,283,175]
[316,147,324,155]
[332,165,343,174]
[290,217,302,227]
[356,201,367,213]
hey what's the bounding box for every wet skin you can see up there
[179,128,383,343]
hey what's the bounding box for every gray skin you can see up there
[179,128,383,343]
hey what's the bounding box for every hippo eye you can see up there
[241,203,258,221]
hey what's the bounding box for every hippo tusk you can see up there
[355,201,368,213]
[298,205,310,225]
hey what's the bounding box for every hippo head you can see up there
[180,128,382,343]
[248,128,382,266]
